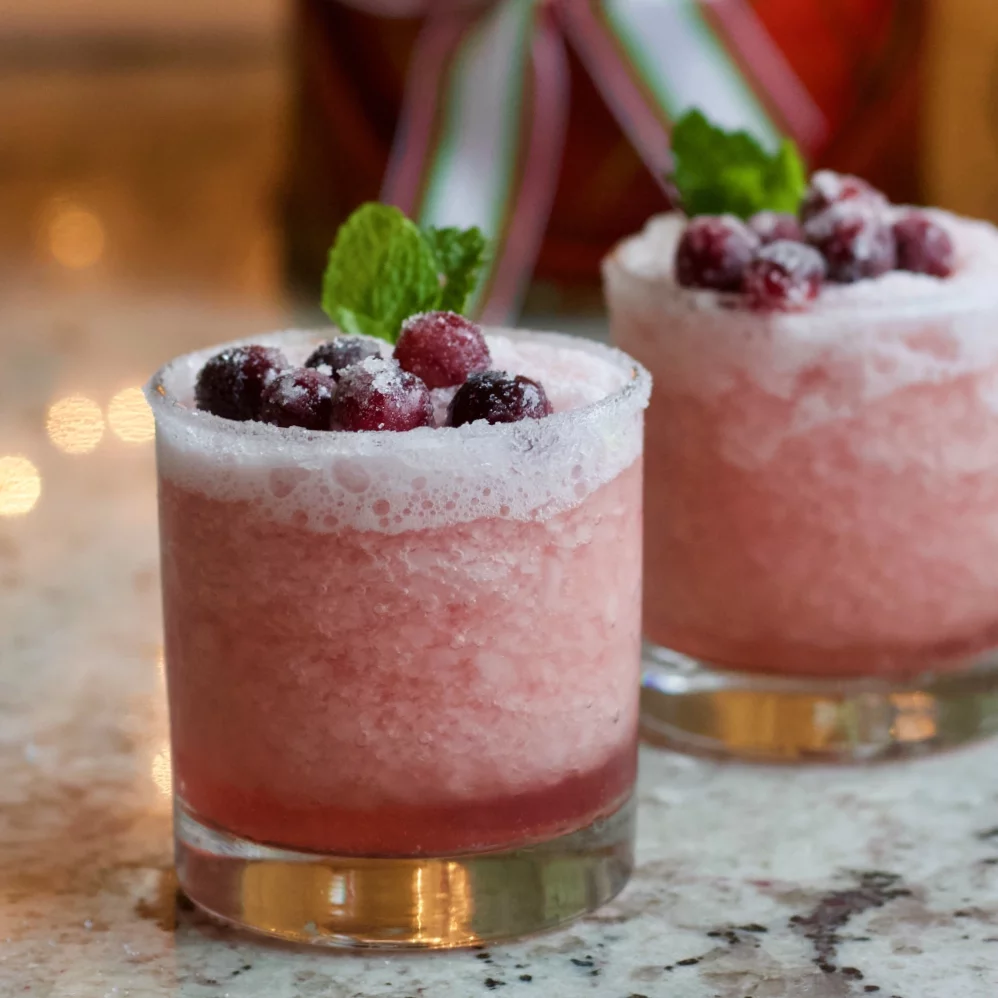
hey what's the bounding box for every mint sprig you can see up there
[668,109,807,219]
[422,226,489,313]
[321,203,489,344]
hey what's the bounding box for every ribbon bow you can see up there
[341,0,826,322]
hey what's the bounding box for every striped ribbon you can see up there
[343,0,827,322]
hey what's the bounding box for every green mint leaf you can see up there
[321,203,442,344]
[423,226,489,313]
[763,139,808,214]
[668,109,807,219]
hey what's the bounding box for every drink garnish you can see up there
[395,311,491,389]
[668,109,807,219]
[321,202,488,344]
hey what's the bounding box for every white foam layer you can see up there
[603,210,998,408]
[148,328,650,534]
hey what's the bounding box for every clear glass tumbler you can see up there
[606,212,998,762]
[147,328,650,947]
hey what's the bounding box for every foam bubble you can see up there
[147,328,650,534]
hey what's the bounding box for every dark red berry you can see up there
[448,372,552,427]
[195,345,287,421]
[304,336,382,379]
[259,368,336,431]
[799,170,888,224]
[805,204,897,283]
[749,211,804,245]
[330,358,432,432]
[675,215,759,292]
[742,241,826,311]
[394,311,491,389]
[893,211,956,278]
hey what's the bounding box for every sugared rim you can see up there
[603,210,998,322]
[145,327,651,458]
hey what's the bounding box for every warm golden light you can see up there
[0,456,41,517]
[890,692,938,744]
[151,748,172,796]
[46,395,105,455]
[107,387,154,444]
[155,646,166,681]
[44,200,106,270]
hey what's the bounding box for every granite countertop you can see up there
[1,294,996,998]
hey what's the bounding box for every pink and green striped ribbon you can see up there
[344,0,828,322]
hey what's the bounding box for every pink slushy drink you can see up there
[150,327,649,857]
[606,168,998,679]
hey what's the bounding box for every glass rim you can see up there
[145,326,651,461]
[604,210,998,324]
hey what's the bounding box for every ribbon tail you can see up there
[384,0,569,323]
[699,0,827,152]
[479,6,571,325]
[557,0,673,184]
[561,0,818,185]
[381,15,474,215]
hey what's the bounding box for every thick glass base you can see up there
[174,797,634,949]
[642,643,998,762]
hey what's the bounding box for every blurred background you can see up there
[2,0,997,325]
[0,0,287,307]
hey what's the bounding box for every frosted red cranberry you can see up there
[330,358,432,432]
[259,368,336,431]
[893,211,956,278]
[195,345,287,421]
[394,311,491,389]
[675,215,759,292]
[305,336,382,379]
[805,204,897,283]
[749,211,804,245]
[742,241,826,311]
[799,170,889,224]
[448,372,552,427]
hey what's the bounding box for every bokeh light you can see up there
[890,692,938,744]
[46,395,105,454]
[42,199,106,270]
[107,387,154,444]
[151,748,172,797]
[0,456,42,517]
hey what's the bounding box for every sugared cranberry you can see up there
[259,368,336,430]
[749,211,804,245]
[799,170,889,224]
[675,215,759,292]
[893,211,956,278]
[742,241,826,311]
[305,336,382,379]
[394,311,491,389]
[330,358,432,432]
[448,371,552,427]
[195,345,287,421]
[805,204,897,283]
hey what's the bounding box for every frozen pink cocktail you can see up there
[607,209,998,679]
[148,327,649,944]
[605,174,998,760]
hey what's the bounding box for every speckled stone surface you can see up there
[1,296,997,998]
